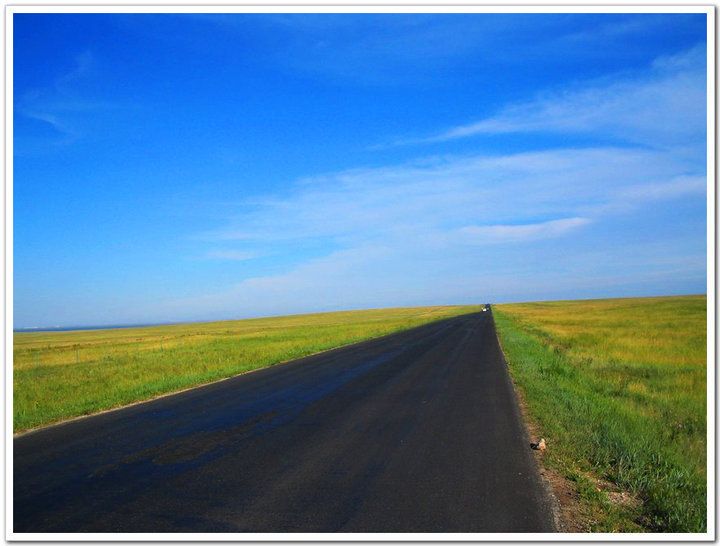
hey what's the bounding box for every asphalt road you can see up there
[14,310,555,533]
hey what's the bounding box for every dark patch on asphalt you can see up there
[14,312,555,533]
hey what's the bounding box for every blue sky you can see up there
[13,12,708,327]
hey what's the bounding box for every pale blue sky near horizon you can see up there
[13,12,709,328]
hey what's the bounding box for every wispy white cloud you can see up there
[398,44,706,148]
[169,138,705,321]
[453,217,592,245]
[619,175,706,201]
[157,41,706,321]
[16,51,115,146]
[55,50,94,91]
[189,14,700,89]
[205,250,258,261]
[145,230,705,323]
[18,110,79,141]
[203,146,702,245]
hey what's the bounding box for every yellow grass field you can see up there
[494,295,707,532]
[14,305,480,433]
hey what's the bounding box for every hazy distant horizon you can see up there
[13,11,709,328]
[13,291,707,331]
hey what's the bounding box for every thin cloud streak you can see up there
[16,51,119,147]
[394,44,705,148]
[205,250,258,261]
[455,217,592,245]
[203,146,703,245]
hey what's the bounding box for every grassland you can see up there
[14,305,480,434]
[494,295,707,533]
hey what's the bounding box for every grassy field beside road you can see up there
[494,295,707,532]
[14,305,480,433]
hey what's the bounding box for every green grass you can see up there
[494,295,707,532]
[14,305,480,433]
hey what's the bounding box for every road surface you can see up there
[14,311,555,533]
